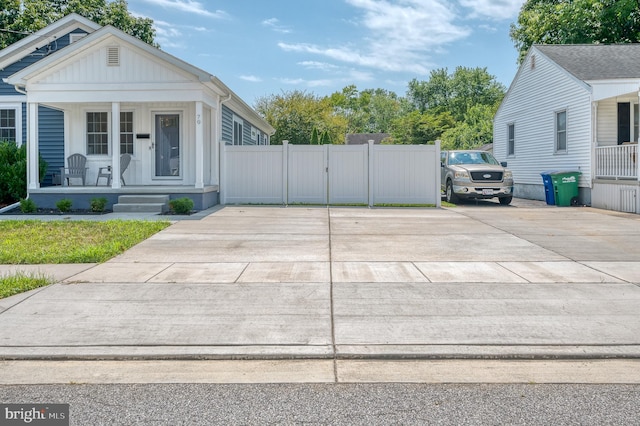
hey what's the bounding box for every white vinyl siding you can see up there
[493,47,593,186]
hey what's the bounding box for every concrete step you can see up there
[117,195,169,204]
[112,203,168,213]
[113,194,169,213]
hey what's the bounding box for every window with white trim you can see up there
[120,111,134,155]
[87,112,109,155]
[555,110,567,153]
[233,115,243,146]
[507,123,515,156]
[0,109,16,142]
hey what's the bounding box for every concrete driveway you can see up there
[1,201,640,364]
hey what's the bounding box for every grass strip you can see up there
[0,271,54,299]
[0,220,171,264]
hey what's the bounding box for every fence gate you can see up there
[221,141,440,207]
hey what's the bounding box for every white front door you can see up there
[154,113,180,178]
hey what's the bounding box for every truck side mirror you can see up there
[501,161,507,167]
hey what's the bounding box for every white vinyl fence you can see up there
[221,141,441,207]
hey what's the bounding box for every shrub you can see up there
[169,197,194,214]
[90,197,108,213]
[0,141,47,204]
[19,198,37,213]
[56,198,72,213]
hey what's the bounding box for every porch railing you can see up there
[595,144,638,180]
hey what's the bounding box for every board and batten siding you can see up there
[494,47,593,195]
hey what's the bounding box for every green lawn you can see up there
[0,220,171,299]
[0,220,171,264]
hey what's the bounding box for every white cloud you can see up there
[140,0,229,19]
[262,18,292,34]
[459,0,524,20]
[279,0,469,75]
[240,75,263,83]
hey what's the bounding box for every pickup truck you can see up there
[441,150,514,205]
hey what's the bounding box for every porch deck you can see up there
[595,144,638,180]
[29,185,220,211]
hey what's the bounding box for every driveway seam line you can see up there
[328,207,338,382]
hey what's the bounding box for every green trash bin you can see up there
[551,171,580,206]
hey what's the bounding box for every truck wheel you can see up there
[446,180,459,204]
[499,196,512,205]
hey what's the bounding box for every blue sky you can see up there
[127,0,526,106]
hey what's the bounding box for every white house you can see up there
[493,44,640,213]
[0,14,274,210]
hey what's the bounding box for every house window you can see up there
[87,112,109,155]
[0,109,16,142]
[555,110,567,153]
[233,115,243,146]
[120,111,134,155]
[507,123,515,156]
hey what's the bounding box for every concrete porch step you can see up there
[112,195,169,213]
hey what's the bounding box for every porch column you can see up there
[27,102,39,190]
[195,101,204,189]
[111,102,121,189]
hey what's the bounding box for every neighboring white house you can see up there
[493,44,640,213]
[1,14,274,210]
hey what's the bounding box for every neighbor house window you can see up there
[0,109,16,142]
[87,112,109,155]
[233,115,243,146]
[507,123,515,156]
[120,111,134,155]
[555,110,567,153]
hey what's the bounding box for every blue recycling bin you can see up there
[540,171,557,205]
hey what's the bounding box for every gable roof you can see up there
[4,18,274,135]
[535,44,640,81]
[0,13,100,70]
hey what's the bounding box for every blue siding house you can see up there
[0,14,274,210]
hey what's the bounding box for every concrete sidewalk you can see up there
[1,201,640,367]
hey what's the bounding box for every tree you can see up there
[407,67,504,122]
[255,90,347,145]
[388,110,455,145]
[440,104,498,150]
[0,0,156,49]
[510,0,640,62]
[328,85,405,134]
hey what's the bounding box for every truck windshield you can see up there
[449,151,500,165]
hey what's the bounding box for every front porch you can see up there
[595,144,638,180]
[593,145,639,213]
[28,185,219,211]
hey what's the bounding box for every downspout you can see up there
[218,92,232,204]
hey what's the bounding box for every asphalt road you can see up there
[2,383,639,425]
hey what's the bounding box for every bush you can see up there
[56,198,72,213]
[19,198,37,213]
[169,197,194,214]
[90,197,108,213]
[0,141,47,205]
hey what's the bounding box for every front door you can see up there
[154,114,180,177]
[618,102,631,145]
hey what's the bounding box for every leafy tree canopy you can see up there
[0,0,156,49]
[510,0,640,62]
